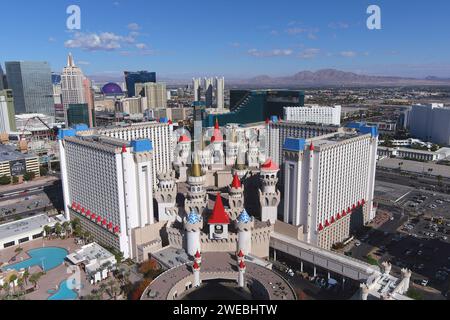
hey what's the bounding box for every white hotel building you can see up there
[58,125,155,259]
[268,121,340,167]
[284,105,341,126]
[97,121,173,189]
[282,124,378,250]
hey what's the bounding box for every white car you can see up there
[421,279,429,287]
[355,241,361,247]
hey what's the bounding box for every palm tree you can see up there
[62,222,71,238]
[43,225,52,239]
[29,272,43,290]
[23,270,30,286]
[54,223,62,238]
[8,274,17,294]
[17,277,25,293]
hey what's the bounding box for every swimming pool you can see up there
[48,279,79,300]
[2,247,68,272]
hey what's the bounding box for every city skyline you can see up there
[1,0,450,79]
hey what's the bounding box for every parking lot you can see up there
[399,190,450,220]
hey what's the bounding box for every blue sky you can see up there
[1,0,450,79]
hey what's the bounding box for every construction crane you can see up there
[18,116,58,152]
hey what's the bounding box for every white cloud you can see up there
[65,31,138,51]
[77,61,90,65]
[340,51,357,58]
[229,42,241,48]
[248,48,293,57]
[269,30,279,36]
[299,48,320,59]
[127,23,141,31]
[136,43,147,50]
[48,37,56,43]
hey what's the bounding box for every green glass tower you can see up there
[67,103,95,128]
[203,89,305,127]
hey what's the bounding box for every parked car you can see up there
[421,279,429,287]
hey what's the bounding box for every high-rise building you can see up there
[284,105,341,126]
[0,89,16,132]
[58,126,155,259]
[215,77,225,110]
[135,82,167,109]
[97,121,173,189]
[0,64,5,90]
[192,78,201,102]
[124,71,156,97]
[67,103,95,128]
[120,97,145,115]
[203,90,305,127]
[408,104,450,146]
[203,78,214,107]
[282,124,378,250]
[268,120,340,166]
[61,54,87,124]
[5,61,54,116]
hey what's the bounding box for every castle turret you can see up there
[259,159,281,224]
[184,210,203,257]
[208,193,230,240]
[228,173,245,220]
[193,261,201,287]
[154,171,177,222]
[210,118,225,170]
[184,155,208,215]
[225,129,239,166]
[174,134,191,182]
[235,209,254,255]
[238,260,246,288]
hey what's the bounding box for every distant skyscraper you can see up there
[61,53,87,124]
[5,61,54,116]
[0,64,5,90]
[284,105,341,126]
[124,71,156,97]
[215,77,225,109]
[192,78,201,102]
[408,104,450,146]
[203,78,214,107]
[0,89,16,132]
[135,82,167,109]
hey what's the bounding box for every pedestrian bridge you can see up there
[270,232,381,281]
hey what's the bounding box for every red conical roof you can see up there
[325,220,330,227]
[261,158,279,171]
[195,250,201,259]
[178,135,190,143]
[214,118,219,130]
[208,193,230,224]
[318,223,324,231]
[330,216,335,224]
[265,118,270,125]
[231,173,242,189]
[237,250,245,258]
[337,213,341,220]
[122,145,127,153]
[239,260,246,269]
[193,261,200,270]
[310,143,315,151]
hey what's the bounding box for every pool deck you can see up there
[0,238,84,300]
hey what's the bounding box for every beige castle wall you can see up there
[132,221,167,260]
[274,220,304,241]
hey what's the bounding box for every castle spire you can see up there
[190,153,202,177]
